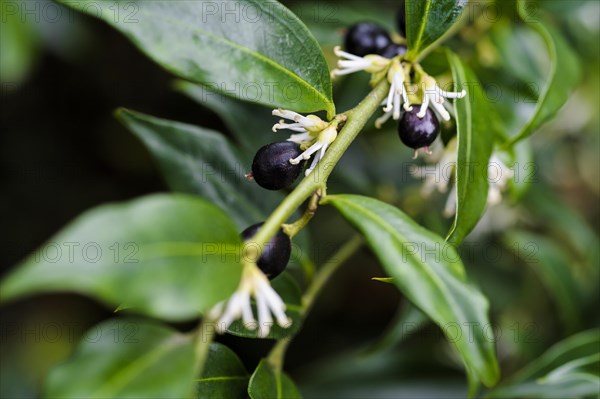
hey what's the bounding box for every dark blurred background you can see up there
[1,0,598,397]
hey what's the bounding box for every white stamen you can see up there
[331,46,390,78]
[255,291,272,338]
[436,86,466,99]
[305,150,322,176]
[383,78,396,113]
[240,293,255,329]
[286,132,313,144]
[430,98,451,121]
[256,279,291,327]
[333,46,363,60]
[290,141,322,165]
[375,109,393,129]
[211,264,292,339]
[417,94,430,118]
[393,90,401,120]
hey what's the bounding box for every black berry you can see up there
[379,43,407,59]
[396,2,406,37]
[241,223,291,280]
[398,106,440,150]
[252,142,305,191]
[344,22,392,57]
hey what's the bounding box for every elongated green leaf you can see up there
[446,52,496,245]
[324,194,500,388]
[0,194,242,321]
[524,187,600,281]
[507,329,600,384]
[58,0,334,116]
[487,330,600,399]
[507,0,581,145]
[248,360,302,399]
[175,81,276,152]
[196,343,249,399]
[505,231,583,332]
[116,109,314,275]
[406,0,467,59]
[227,272,302,339]
[116,108,279,229]
[45,319,197,398]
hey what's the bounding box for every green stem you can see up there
[245,79,390,258]
[300,235,363,316]
[266,337,292,371]
[282,190,321,238]
[266,235,364,368]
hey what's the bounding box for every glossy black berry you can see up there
[252,142,304,191]
[379,43,407,59]
[241,223,291,280]
[396,2,406,37]
[398,106,440,149]
[344,22,392,57]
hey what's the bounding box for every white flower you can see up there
[411,141,514,216]
[375,59,413,128]
[271,108,340,176]
[330,46,390,78]
[271,109,327,134]
[410,139,457,197]
[210,264,291,338]
[487,155,514,206]
[419,75,466,122]
[290,124,338,176]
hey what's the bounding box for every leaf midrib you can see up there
[329,197,461,315]
[329,196,494,380]
[446,54,475,242]
[91,334,187,397]
[410,0,433,53]
[133,7,332,111]
[195,375,249,382]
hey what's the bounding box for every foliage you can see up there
[1,0,597,398]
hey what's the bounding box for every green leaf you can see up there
[0,0,39,84]
[116,109,314,276]
[196,343,249,399]
[0,194,242,321]
[323,194,500,388]
[507,0,581,145]
[227,272,302,339]
[57,0,334,116]
[116,108,279,230]
[504,231,583,332]
[446,52,496,245]
[406,0,468,59]
[523,187,600,281]
[44,319,197,398]
[506,140,534,201]
[505,329,600,384]
[248,360,302,399]
[486,330,600,399]
[174,81,276,152]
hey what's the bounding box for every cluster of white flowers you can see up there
[271,109,339,176]
[410,138,515,216]
[211,45,512,338]
[331,46,466,128]
[209,263,291,338]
